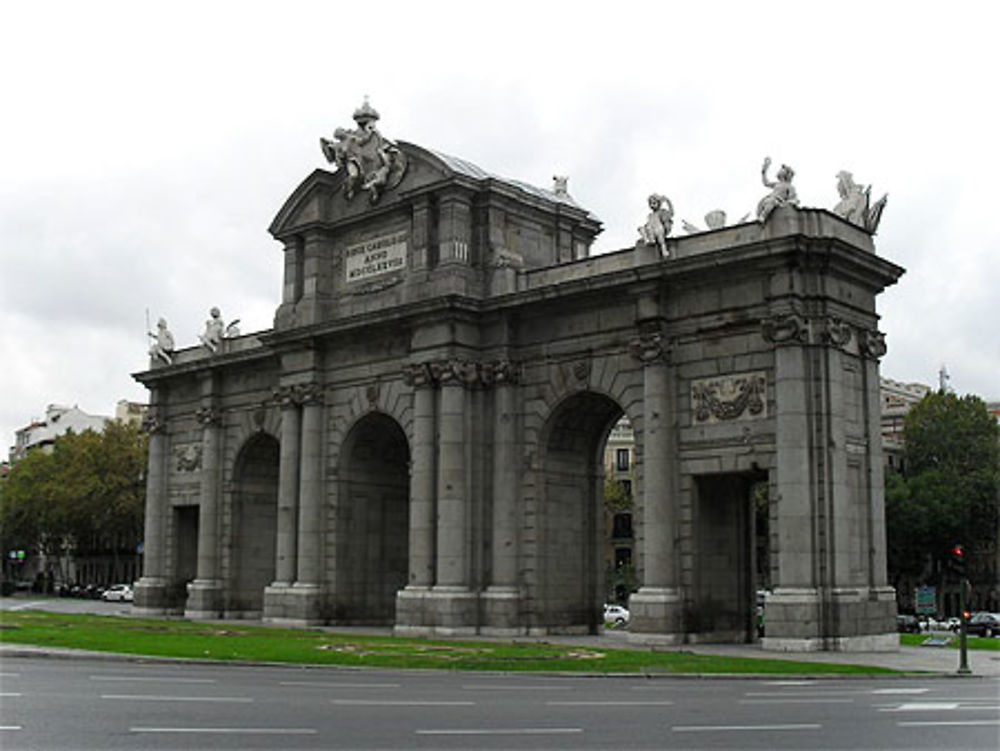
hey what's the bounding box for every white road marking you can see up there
[462,684,568,691]
[880,702,960,711]
[0,673,20,678]
[102,694,252,702]
[0,726,23,731]
[131,727,318,735]
[870,688,930,695]
[761,680,816,686]
[279,680,401,688]
[744,691,857,697]
[898,720,1000,728]
[740,698,854,704]
[546,700,674,706]
[332,699,474,706]
[0,693,23,697]
[91,675,216,684]
[416,728,582,736]
[674,723,822,732]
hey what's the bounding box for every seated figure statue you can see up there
[833,170,888,233]
[638,193,674,257]
[756,157,799,223]
[148,317,175,365]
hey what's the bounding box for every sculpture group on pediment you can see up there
[637,193,674,257]
[833,170,888,234]
[320,98,408,204]
[681,209,751,234]
[756,156,799,222]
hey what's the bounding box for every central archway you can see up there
[536,391,624,633]
[335,412,410,624]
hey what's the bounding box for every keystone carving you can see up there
[629,332,670,363]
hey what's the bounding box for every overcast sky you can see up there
[2,1,997,452]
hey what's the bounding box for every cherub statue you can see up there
[756,157,799,223]
[638,193,674,257]
[833,170,888,234]
[148,317,175,365]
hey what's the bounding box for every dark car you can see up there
[966,612,1000,638]
[896,614,920,633]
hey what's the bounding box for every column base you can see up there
[480,586,524,636]
[132,576,182,616]
[265,583,323,626]
[393,586,479,635]
[184,579,224,620]
[762,586,899,651]
[627,587,683,642]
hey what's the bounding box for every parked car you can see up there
[101,584,133,603]
[604,603,630,627]
[896,614,920,633]
[966,612,1000,638]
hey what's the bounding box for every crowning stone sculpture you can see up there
[320,98,408,204]
[198,307,239,353]
[681,209,751,233]
[638,193,674,257]
[756,157,799,223]
[833,170,888,234]
[147,317,175,365]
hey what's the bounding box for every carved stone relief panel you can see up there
[691,371,767,425]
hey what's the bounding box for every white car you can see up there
[101,584,133,602]
[604,604,630,626]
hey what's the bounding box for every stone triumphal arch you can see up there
[135,103,903,650]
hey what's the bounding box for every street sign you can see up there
[915,586,936,615]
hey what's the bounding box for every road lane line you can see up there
[879,702,960,712]
[462,684,568,691]
[416,728,582,736]
[131,727,318,734]
[91,675,216,683]
[0,726,23,731]
[0,673,20,678]
[279,681,401,688]
[740,698,854,705]
[0,693,22,697]
[870,688,930,695]
[673,723,822,732]
[898,720,1000,728]
[332,699,474,706]
[744,691,858,697]
[546,700,674,706]
[102,694,252,702]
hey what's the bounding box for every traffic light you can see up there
[949,544,966,577]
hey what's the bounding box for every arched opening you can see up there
[536,391,623,633]
[336,412,410,624]
[230,433,279,616]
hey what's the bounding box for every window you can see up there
[616,448,630,471]
[621,479,632,498]
[612,513,633,539]
[614,547,632,568]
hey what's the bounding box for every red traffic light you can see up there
[951,545,965,558]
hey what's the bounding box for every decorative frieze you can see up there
[403,359,522,389]
[194,406,221,426]
[691,371,767,424]
[271,382,325,407]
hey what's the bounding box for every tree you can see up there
[0,422,147,585]
[886,391,1000,605]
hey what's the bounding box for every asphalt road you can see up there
[1,656,998,750]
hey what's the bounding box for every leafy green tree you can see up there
[886,392,999,598]
[0,422,146,584]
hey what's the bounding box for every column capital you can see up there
[859,328,888,360]
[142,409,166,434]
[761,312,810,345]
[195,405,221,426]
[629,331,671,364]
[403,362,436,389]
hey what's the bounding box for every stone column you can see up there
[395,363,437,634]
[185,404,224,619]
[429,359,478,633]
[482,360,521,634]
[627,330,682,640]
[290,384,323,624]
[264,386,301,622]
[133,405,169,614]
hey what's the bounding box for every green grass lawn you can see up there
[0,610,900,675]
[899,632,1000,651]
